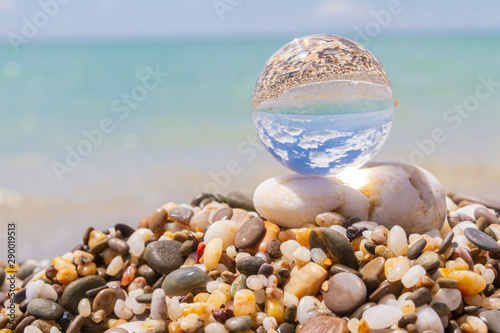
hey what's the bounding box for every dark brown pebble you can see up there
[221,271,237,284]
[309,227,359,269]
[45,266,58,281]
[66,314,85,333]
[13,315,35,333]
[235,217,266,249]
[85,285,108,298]
[149,208,168,234]
[444,242,458,260]
[457,247,474,270]
[19,298,29,313]
[437,278,458,288]
[88,238,110,256]
[364,241,377,255]
[475,207,500,225]
[83,226,94,245]
[266,239,283,259]
[145,240,183,275]
[191,193,215,207]
[200,196,215,208]
[330,264,363,278]
[300,316,348,333]
[278,268,290,279]
[453,193,500,212]
[173,231,189,243]
[14,287,26,304]
[368,280,390,303]
[52,284,63,296]
[220,252,236,273]
[398,313,417,328]
[277,323,295,333]
[431,302,450,317]
[359,256,384,280]
[169,207,194,224]
[484,283,496,297]
[362,275,380,296]
[464,227,500,252]
[258,263,274,277]
[180,293,194,303]
[93,288,118,316]
[213,207,233,221]
[137,216,150,229]
[108,237,130,256]
[346,226,367,242]
[212,308,234,324]
[463,305,480,315]
[114,223,135,238]
[208,270,221,280]
[407,238,427,260]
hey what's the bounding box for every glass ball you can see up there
[252,34,395,176]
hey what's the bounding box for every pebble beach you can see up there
[1,184,500,333]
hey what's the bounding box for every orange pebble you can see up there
[295,228,310,247]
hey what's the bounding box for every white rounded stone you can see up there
[362,304,403,329]
[387,225,408,256]
[253,174,369,228]
[415,304,444,333]
[204,220,238,250]
[430,288,462,311]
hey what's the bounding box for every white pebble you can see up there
[415,304,444,332]
[310,248,327,264]
[378,294,398,306]
[292,246,311,263]
[127,228,153,246]
[246,275,267,290]
[280,240,301,262]
[226,245,238,260]
[401,265,426,288]
[283,292,299,307]
[457,204,487,219]
[330,225,347,239]
[267,274,278,288]
[61,252,74,262]
[106,255,124,276]
[263,316,278,331]
[453,235,472,248]
[204,220,238,250]
[430,288,462,311]
[167,297,182,321]
[50,327,62,333]
[297,296,321,324]
[362,304,403,329]
[151,288,167,320]
[180,313,202,331]
[483,268,496,284]
[78,298,91,317]
[206,281,220,293]
[129,240,145,257]
[205,322,229,333]
[387,226,408,256]
[114,299,133,319]
[453,221,477,236]
[24,326,43,333]
[26,280,58,301]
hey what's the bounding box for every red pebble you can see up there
[196,242,206,264]
[121,263,137,286]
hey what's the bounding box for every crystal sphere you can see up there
[252,34,394,176]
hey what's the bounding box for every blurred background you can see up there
[1,0,499,260]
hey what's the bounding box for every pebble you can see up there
[464,227,500,252]
[438,230,454,254]
[235,217,265,249]
[277,323,296,333]
[0,268,5,287]
[360,256,385,280]
[236,256,265,276]
[204,238,223,271]
[401,265,426,288]
[407,238,427,260]
[453,193,500,212]
[14,315,36,332]
[309,227,358,269]
[475,207,500,225]
[224,315,253,332]
[300,316,348,333]
[17,262,38,281]
[323,272,366,315]
[284,262,328,299]
[169,207,194,224]
[430,287,462,311]
[227,191,255,212]
[66,314,85,333]
[387,226,408,256]
[315,212,345,227]
[414,304,444,333]
[204,220,239,250]
[415,250,440,271]
[284,304,297,323]
[213,207,233,221]
[436,277,458,289]
[449,270,486,296]
[61,275,106,314]
[145,240,183,275]
[362,304,403,329]
[93,288,117,316]
[149,208,168,233]
[384,256,410,282]
[479,310,500,333]
[161,267,211,296]
[406,287,432,307]
[330,264,362,278]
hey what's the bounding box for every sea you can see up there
[1,33,500,260]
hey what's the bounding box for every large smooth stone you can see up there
[253,174,369,228]
[145,240,184,275]
[161,267,212,296]
[61,275,106,314]
[357,162,446,234]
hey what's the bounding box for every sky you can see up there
[1,0,500,43]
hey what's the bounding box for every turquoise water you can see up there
[1,34,500,259]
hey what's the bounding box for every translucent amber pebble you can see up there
[217,283,232,302]
[181,302,214,321]
[450,257,469,271]
[449,270,486,296]
[204,238,223,271]
[295,228,310,247]
[193,292,210,303]
[207,290,226,309]
[168,321,183,333]
[77,262,97,276]
[56,267,78,285]
[384,257,410,282]
[265,297,284,324]
[88,230,107,247]
[233,289,257,316]
[109,319,128,328]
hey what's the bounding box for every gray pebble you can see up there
[108,238,130,256]
[145,240,183,275]
[17,263,38,281]
[436,278,458,288]
[464,227,500,252]
[398,313,417,327]
[479,310,500,333]
[236,256,265,276]
[161,267,211,296]
[323,272,366,315]
[27,298,63,320]
[368,280,390,303]
[406,287,432,307]
[12,315,35,333]
[169,207,194,224]
[438,230,454,254]
[475,207,500,225]
[453,193,500,212]
[225,315,253,332]
[180,240,195,257]
[235,217,265,249]
[415,250,440,271]
[277,323,295,333]
[230,275,247,298]
[227,191,255,212]
[61,275,106,314]
[135,293,153,304]
[407,238,427,260]
[266,239,283,259]
[257,263,274,277]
